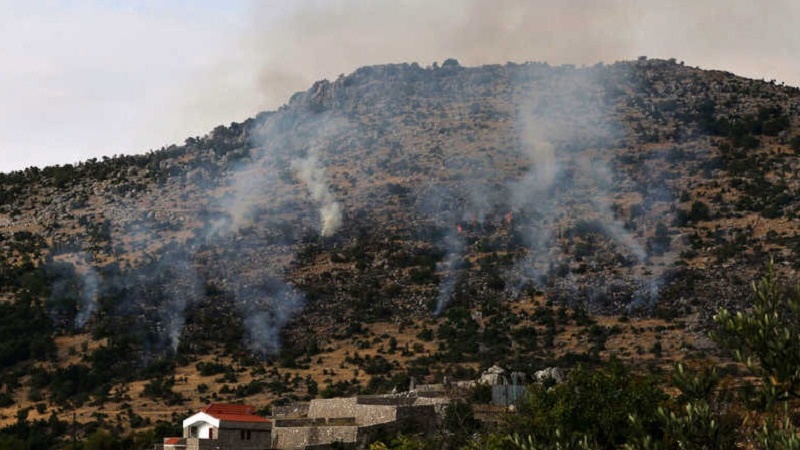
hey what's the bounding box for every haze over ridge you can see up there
[2,0,798,172]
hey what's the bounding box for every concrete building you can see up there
[477,365,528,407]
[163,403,271,450]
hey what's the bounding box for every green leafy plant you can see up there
[714,260,800,403]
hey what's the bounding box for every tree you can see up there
[83,429,121,450]
[503,359,666,449]
[688,200,711,222]
[713,261,800,448]
[714,260,800,402]
[442,401,479,448]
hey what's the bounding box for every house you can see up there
[163,403,271,450]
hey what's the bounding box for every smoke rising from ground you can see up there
[155,255,203,352]
[497,65,671,308]
[418,186,468,315]
[434,229,465,316]
[45,256,100,330]
[197,110,349,353]
[292,155,342,237]
[74,263,99,329]
[504,115,562,288]
[235,280,305,356]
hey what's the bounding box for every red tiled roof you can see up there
[201,403,270,423]
[163,437,183,445]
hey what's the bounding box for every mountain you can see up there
[1,57,800,442]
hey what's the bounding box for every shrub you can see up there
[714,260,800,402]
[504,359,667,448]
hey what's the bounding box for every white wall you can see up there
[198,422,216,439]
[184,420,217,439]
[183,412,221,440]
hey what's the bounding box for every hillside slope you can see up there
[2,58,800,438]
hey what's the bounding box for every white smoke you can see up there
[43,254,101,330]
[235,280,305,356]
[74,264,99,329]
[292,155,343,237]
[505,108,563,288]
[158,256,202,353]
[198,108,351,353]
[434,229,465,315]
[505,65,655,300]
[214,160,279,236]
[584,159,647,262]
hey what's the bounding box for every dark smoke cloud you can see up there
[223,0,800,118]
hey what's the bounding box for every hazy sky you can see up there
[2,0,799,173]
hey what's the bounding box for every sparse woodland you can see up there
[2,58,800,448]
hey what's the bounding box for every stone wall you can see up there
[307,398,397,426]
[274,418,356,427]
[272,425,359,449]
[217,428,271,450]
[275,419,326,428]
[182,429,270,450]
[306,398,357,419]
[271,396,449,449]
[395,405,437,434]
[274,403,310,418]
[356,396,415,407]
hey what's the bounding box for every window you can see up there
[189,426,197,438]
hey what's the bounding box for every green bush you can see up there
[714,260,800,402]
[503,359,667,449]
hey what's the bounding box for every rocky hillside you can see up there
[2,57,800,442]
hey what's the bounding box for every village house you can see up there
[158,366,547,449]
[162,403,271,450]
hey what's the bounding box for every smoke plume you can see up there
[292,155,343,237]
[44,256,101,330]
[74,263,99,329]
[236,280,305,356]
[501,64,666,307]
[416,185,467,315]
[156,255,203,352]
[434,229,465,316]
[193,108,351,353]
